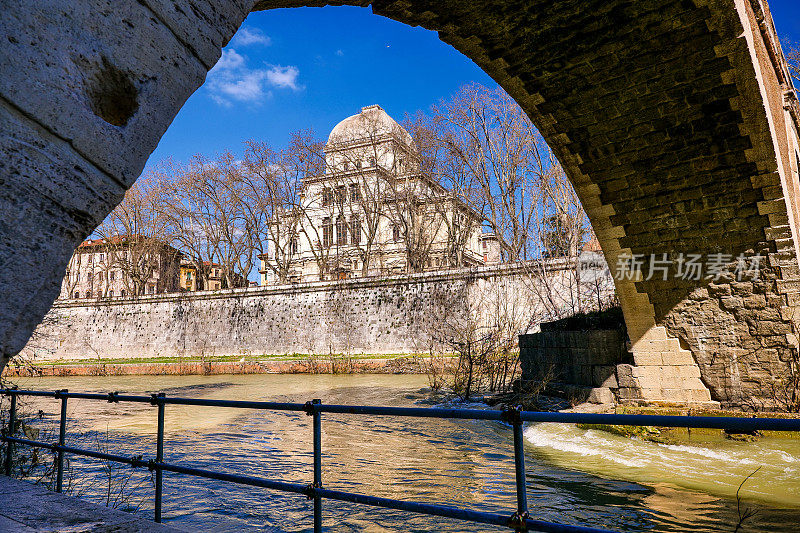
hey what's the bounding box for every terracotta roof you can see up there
[77,235,180,255]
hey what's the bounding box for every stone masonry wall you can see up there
[520,330,632,388]
[23,263,599,361]
[519,329,714,406]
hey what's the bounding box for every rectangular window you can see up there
[350,216,361,245]
[392,224,401,243]
[323,217,332,248]
[335,185,346,204]
[336,216,348,246]
[322,187,332,206]
[110,270,115,281]
[349,183,360,202]
[100,253,105,262]
[290,236,299,255]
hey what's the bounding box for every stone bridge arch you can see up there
[2,0,799,407]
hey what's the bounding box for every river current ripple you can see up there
[12,374,800,532]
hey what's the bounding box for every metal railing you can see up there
[2,388,799,533]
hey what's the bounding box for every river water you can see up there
[9,374,800,532]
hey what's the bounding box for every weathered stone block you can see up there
[0,0,210,184]
[677,365,702,379]
[660,350,696,366]
[616,386,642,400]
[632,350,662,366]
[616,364,638,388]
[592,365,618,388]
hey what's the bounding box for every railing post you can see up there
[4,391,16,477]
[312,399,322,533]
[56,389,68,492]
[153,393,166,523]
[504,405,529,531]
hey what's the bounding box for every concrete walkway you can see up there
[0,476,182,532]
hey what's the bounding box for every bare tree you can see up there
[424,275,539,399]
[416,83,601,320]
[286,129,339,280]
[405,112,483,269]
[95,177,175,296]
[787,41,799,86]
[240,140,304,284]
[214,152,259,288]
[157,155,251,290]
[427,83,550,262]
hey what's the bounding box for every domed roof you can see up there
[326,105,414,148]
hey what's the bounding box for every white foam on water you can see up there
[655,443,757,465]
[523,423,644,468]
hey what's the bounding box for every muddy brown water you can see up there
[9,374,800,532]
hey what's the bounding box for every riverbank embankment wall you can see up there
[23,260,609,362]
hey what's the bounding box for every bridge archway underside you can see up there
[2,0,798,407]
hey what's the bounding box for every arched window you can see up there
[349,183,360,202]
[73,291,79,299]
[350,215,361,245]
[86,291,91,298]
[322,217,332,248]
[335,185,346,203]
[336,216,348,245]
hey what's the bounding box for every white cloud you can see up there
[231,27,271,47]
[213,48,246,71]
[206,50,301,106]
[265,65,302,91]
[336,49,344,57]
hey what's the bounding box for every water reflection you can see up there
[11,374,800,532]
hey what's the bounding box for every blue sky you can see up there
[146,6,496,167]
[146,2,800,169]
